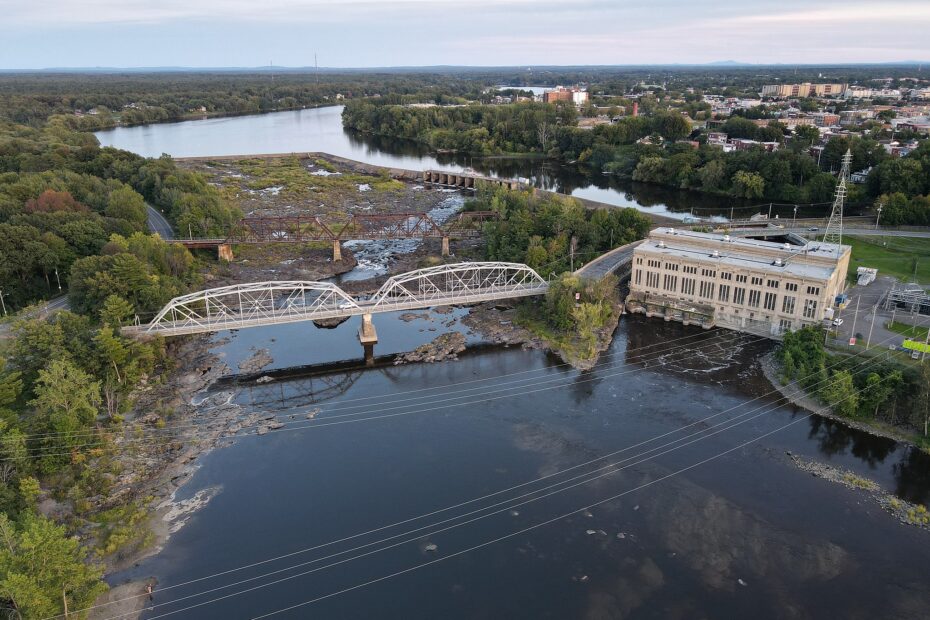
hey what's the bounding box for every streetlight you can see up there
[54,268,62,292]
[793,205,798,228]
[875,202,883,230]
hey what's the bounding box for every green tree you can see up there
[29,359,100,472]
[731,170,765,199]
[820,370,858,417]
[0,513,107,619]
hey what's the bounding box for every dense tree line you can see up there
[0,72,493,128]
[0,121,237,310]
[0,100,228,613]
[778,327,928,440]
[472,186,651,276]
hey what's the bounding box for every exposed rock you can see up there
[399,312,431,322]
[313,316,350,329]
[394,332,467,365]
[238,348,273,373]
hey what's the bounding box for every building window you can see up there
[684,265,698,275]
[807,285,821,296]
[782,296,796,315]
[785,282,798,292]
[701,269,716,278]
[648,259,661,269]
[665,263,679,272]
[779,319,793,334]
[736,274,748,283]
[803,299,818,319]
[646,271,659,288]
[718,284,731,303]
[682,278,696,296]
[663,274,677,292]
[636,257,643,266]
[721,272,733,281]
[767,279,780,289]
[699,281,715,299]
[748,290,761,308]
[764,292,777,311]
[751,276,763,286]
[634,269,642,285]
[734,287,746,305]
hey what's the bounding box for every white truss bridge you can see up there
[122,262,548,337]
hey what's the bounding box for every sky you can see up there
[1,0,929,70]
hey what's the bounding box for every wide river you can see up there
[95,105,811,222]
[96,109,930,619]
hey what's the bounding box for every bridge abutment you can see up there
[332,240,343,262]
[441,236,450,256]
[218,244,234,261]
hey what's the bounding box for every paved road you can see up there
[146,204,175,239]
[2,205,173,336]
[801,228,930,239]
[575,240,644,280]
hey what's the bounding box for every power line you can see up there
[123,364,893,620]
[63,333,898,620]
[15,328,746,449]
[14,330,751,462]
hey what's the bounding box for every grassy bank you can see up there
[846,235,930,283]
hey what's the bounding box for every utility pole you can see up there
[793,205,798,228]
[55,268,61,292]
[875,202,883,230]
[866,303,878,347]
[849,296,861,345]
[768,202,773,220]
[920,326,930,362]
[0,288,6,316]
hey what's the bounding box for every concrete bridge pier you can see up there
[358,313,378,365]
[441,236,450,257]
[218,244,234,261]
[332,240,342,262]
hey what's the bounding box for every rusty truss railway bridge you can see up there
[174,211,499,260]
[123,262,548,359]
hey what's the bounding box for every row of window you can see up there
[633,258,815,296]
[635,269,821,319]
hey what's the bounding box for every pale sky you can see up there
[1,0,929,69]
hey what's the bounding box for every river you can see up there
[94,108,930,619]
[114,313,930,619]
[95,105,808,223]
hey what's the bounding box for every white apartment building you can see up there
[627,228,851,337]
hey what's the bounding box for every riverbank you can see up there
[758,350,926,450]
[788,452,930,531]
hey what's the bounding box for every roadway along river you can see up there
[111,310,930,620]
[96,105,795,222]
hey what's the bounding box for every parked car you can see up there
[832,318,844,326]
[808,226,819,231]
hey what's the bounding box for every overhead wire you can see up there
[59,332,899,620]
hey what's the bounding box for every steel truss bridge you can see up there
[175,211,499,248]
[122,262,548,338]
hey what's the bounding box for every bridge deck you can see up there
[123,285,547,337]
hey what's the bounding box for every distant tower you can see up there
[632,101,639,117]
[822,149,852,256]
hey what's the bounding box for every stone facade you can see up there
[628,228,851,338]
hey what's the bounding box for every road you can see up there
[575,240,644,280]
[1,205,174,337]
[146,204,175,239]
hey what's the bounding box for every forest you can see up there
[0,108,228,616]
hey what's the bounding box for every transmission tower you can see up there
[822,149,851,255]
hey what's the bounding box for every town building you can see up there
[627,228,851,337]
[761,83,847,98]
[543,86,589,105]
